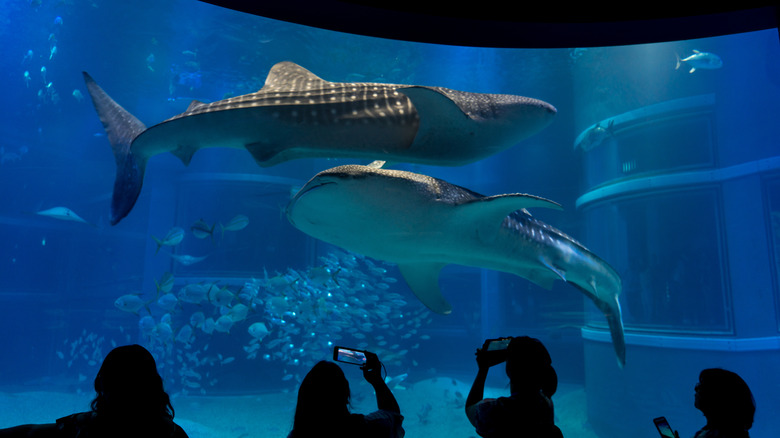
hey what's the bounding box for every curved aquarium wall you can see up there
[1,2,779,438]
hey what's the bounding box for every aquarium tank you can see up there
[1,2,779,437]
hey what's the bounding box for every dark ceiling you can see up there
[199,2,778,48]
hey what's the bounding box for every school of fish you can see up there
[113,249,432,392]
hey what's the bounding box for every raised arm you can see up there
[362,352,401,413]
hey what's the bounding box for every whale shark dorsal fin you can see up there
[461,193,562,243]
[398,263,452,314]
[186,100,205,112]
[260,61,329,93]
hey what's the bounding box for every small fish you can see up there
[138,315,156,335]
[191,219,215,240]
[156,293,178,311]
[676,50,723,74]
[151,227,184,254]
[219,214,249,238]
[307,266,339,286]
[155,272,175,294]
[175,324,193,344]
[114,293,148,315]
[214,315,234,333]
[169,253,208,265]
[156,321,173,340]
[49,45,57,60]
[208,285,234,307]
[33,207,96,227]
[226,303,249,322]
[178,283,211,304]
[190,311,205,328]
[201,317,216,334]
[248,322,270,340]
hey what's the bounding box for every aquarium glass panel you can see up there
[766,175,780,332]
[1,1,779,438]
[583,188,731,332]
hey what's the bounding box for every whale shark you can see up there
[82,61,556,225]
[286,162,625,367]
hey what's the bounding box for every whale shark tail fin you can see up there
[82,72,148,225]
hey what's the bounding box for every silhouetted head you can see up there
[291,361,351,437]
[695,368,755,431]
[505,336,557,397]
[90,344,174,419]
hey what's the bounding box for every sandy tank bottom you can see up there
[0,379,596,438]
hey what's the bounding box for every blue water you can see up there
[1,1,780,437]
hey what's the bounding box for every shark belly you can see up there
[133,103,420,167]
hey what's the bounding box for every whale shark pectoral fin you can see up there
[464,194,562,243]
[397,85,469,118]
[398,262,452,314]
[396,86,470,146]
[539,257,567,282]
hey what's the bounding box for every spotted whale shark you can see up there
[82,61,556,225]
[287,162,625,367]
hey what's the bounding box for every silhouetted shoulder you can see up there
[55,411,188,438]
[353,410,405,438]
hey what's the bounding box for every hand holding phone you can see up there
[476,337,512,369]
[333,346,369,366]
[653,416,677,438]
[361,351,382,385]
[484,337,512,351]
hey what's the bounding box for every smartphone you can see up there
[333,346,368,366]
[653,416,676,438]
[486,337,512,351]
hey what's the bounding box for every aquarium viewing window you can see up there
[582,189,730,333]
[1,2,780,438]
[765,175,780,331]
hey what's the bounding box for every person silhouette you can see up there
[465,336,563,438]
[0,344,188,438]
[691,368,755,438]
[288,354,404,438]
